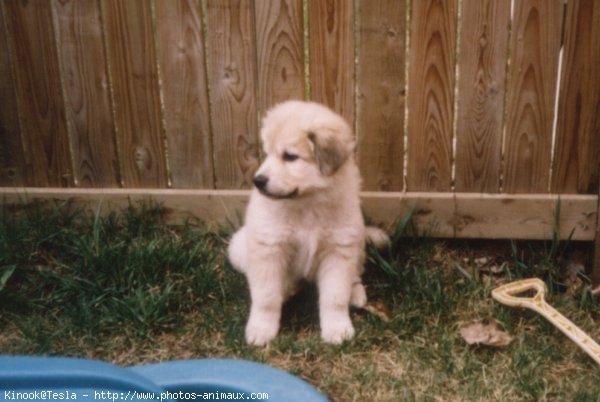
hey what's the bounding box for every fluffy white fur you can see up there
[228,100,388,346]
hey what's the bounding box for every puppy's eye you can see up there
[282,151,299,162]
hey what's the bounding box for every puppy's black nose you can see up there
[253,174,268,190]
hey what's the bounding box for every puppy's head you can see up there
[253,101,354,199]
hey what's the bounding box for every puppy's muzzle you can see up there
[253,174,269,191]
[253,174,299,199]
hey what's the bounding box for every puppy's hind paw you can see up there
[350,283,367,308]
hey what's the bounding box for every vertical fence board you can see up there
[206,0,259,189]
[53,0,119,188]
[356,0,406,191]
[0,0,599,239]
[155,0,214,189]
[503,0,562,194]
[594,177,600,284]
[103,0,167,188]
[308,0,355,124]
[0,3,25,186]
[551,1,600,195]
[455,0,510,193]
[407,0,457,192]
[255,0,305,116]
[4,0,72,187]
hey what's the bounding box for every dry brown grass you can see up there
[1,204,599,401]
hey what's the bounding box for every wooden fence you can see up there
[0,0,599,264]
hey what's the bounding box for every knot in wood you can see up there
[134,146,152,170]
[223,63,239,82]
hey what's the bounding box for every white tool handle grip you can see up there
[493,278,600,366]
[532,301,600,366]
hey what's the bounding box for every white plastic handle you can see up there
[493,278,600,366]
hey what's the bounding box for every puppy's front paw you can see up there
[321,318,355,344]
[245,319,279,346]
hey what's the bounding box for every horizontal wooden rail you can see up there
[0,188,596,241]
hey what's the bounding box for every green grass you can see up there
[1,201,599,401]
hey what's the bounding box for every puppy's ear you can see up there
[307,130,353,176]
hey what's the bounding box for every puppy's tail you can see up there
[365,226,390,249]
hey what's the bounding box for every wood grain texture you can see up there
[0,3,25,186]
[503,0,563,193]
[205,0,260,189]
[255,0,305,115]
[407,0,457,192]
[594,178,600,285]
[53,0,119,187]
[356,0,406,192]
[308,0,355,124]
[1,187,595,241]
[551,1,600,195]
[4,0,72,187]
[363,191,596,241]
[455,0,510,193]
[103,0,167,188]
[155,0,214,189]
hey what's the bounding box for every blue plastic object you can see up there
[0,357,164,401]
[0,357,328,401]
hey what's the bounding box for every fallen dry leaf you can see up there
[362,301,391,323]
[460,321,513,347]
[565,259,586,296]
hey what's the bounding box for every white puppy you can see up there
[228,100,388,346]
